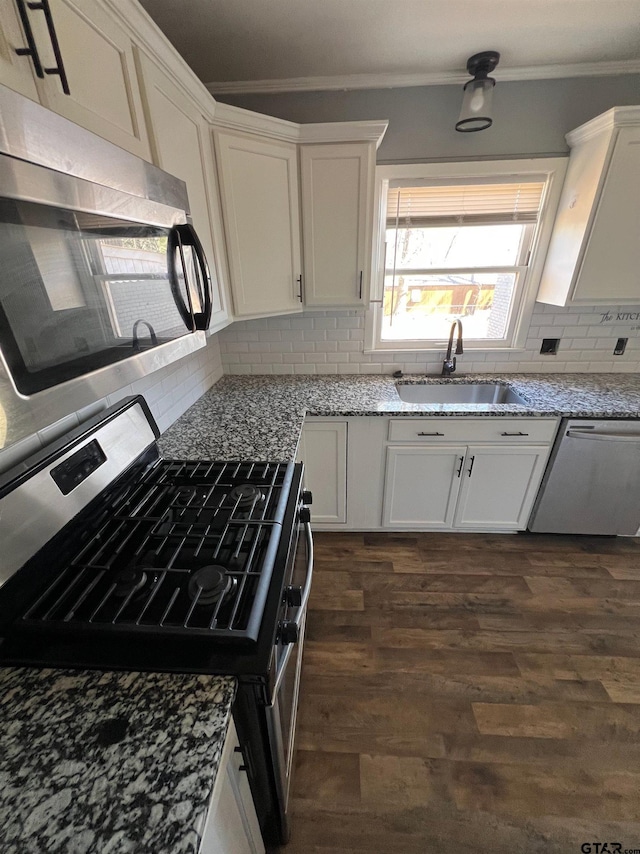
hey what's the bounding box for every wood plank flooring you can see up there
[276,531,640,854]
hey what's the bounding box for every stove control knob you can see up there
[279,620,299,645]
[299,506,311,524]
[284,585,303,607]
[302,490,313,506]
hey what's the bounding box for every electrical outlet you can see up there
[540,338,560,355]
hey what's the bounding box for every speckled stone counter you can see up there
[159,373,640,462]
[0,667,235,854]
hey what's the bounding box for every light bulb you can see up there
[469,86,485,113]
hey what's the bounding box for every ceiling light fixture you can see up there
[455,51,500,133]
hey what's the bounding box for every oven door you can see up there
[264,514,313,844]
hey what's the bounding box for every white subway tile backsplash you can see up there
[37,413,79,446]
[218,306,640,377]
[313,317,338,330]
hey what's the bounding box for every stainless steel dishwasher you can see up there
[529,419,640,535]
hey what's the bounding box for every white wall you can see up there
[219,305,640,376]
[0,334,223,474]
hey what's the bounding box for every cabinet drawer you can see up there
[387,418,558,444]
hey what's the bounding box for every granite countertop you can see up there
[0,667,235,854]
[159,372,640,462]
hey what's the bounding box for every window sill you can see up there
[364,346,527,355]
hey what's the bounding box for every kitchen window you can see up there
[365,158,567,353]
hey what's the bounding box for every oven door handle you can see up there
[270,521,313,701]
[297,521,314,614]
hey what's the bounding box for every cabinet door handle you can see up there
[456,456,464,478]
[500,431,529,437]
[234,745,249,774]
[467,455,475,477]
[358,270,363,300]
[14,0,45,77]
[297,274,303,302]
[27,0,71,95]
[417,431,444,436]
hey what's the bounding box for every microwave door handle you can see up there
[172,224,212,330]
[168,226,196,331]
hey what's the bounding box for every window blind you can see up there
[386,181,546,227]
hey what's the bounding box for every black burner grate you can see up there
[21,460,295,642]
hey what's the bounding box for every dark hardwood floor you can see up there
[279,531,640,854]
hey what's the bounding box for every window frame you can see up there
[365,157,567,354]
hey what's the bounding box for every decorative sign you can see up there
[599,311,640,332]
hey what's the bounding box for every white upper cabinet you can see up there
[135,50,230,332]
[5,0,151,158]
[0,0,39,99]
[537,107,640,306]
[214,131,303,319]
[300,142,375,307]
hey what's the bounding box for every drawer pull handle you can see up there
[501,431,529,436]
[417,431,444,436]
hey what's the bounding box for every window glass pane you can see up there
[386,223,526,270]
[381,272,517,341]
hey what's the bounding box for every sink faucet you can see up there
[132,319,158,351]
[442,320,463,376]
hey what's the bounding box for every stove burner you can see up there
[112,568,147,598]
[188,566,237,606]
[174,486,197,506]
[228,484,266,509]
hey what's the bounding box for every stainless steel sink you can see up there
[395,382,528,405]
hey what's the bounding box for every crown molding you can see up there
[211,102,302,142]
[567,105,640,145]
[212,103,388,146]
[298,120,388,147]
[206,59,640,96]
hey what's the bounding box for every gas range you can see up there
[0,395,313,845]
[21,459,294,642]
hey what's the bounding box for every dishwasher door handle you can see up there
[566,429,640,443]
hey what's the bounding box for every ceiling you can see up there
[139,0,640,94]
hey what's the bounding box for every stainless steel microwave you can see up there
[0,85,213,449]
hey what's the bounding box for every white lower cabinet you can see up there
[453,445,552,530]
[298,420,347,525]
[299,416,558,533]
[200,717,265,854]
[382,445,465,529]
[383,435,555,532]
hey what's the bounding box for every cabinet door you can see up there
[454,445,549,531]
[299,421,347,525]
[215,131,302,318]
[200,718,265,854]
[135,51,229,332]
[382,445,466,529]
[300,142,374,307]
[27,0,150,158]
[0,0,39,99]
[573,126,640,304]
